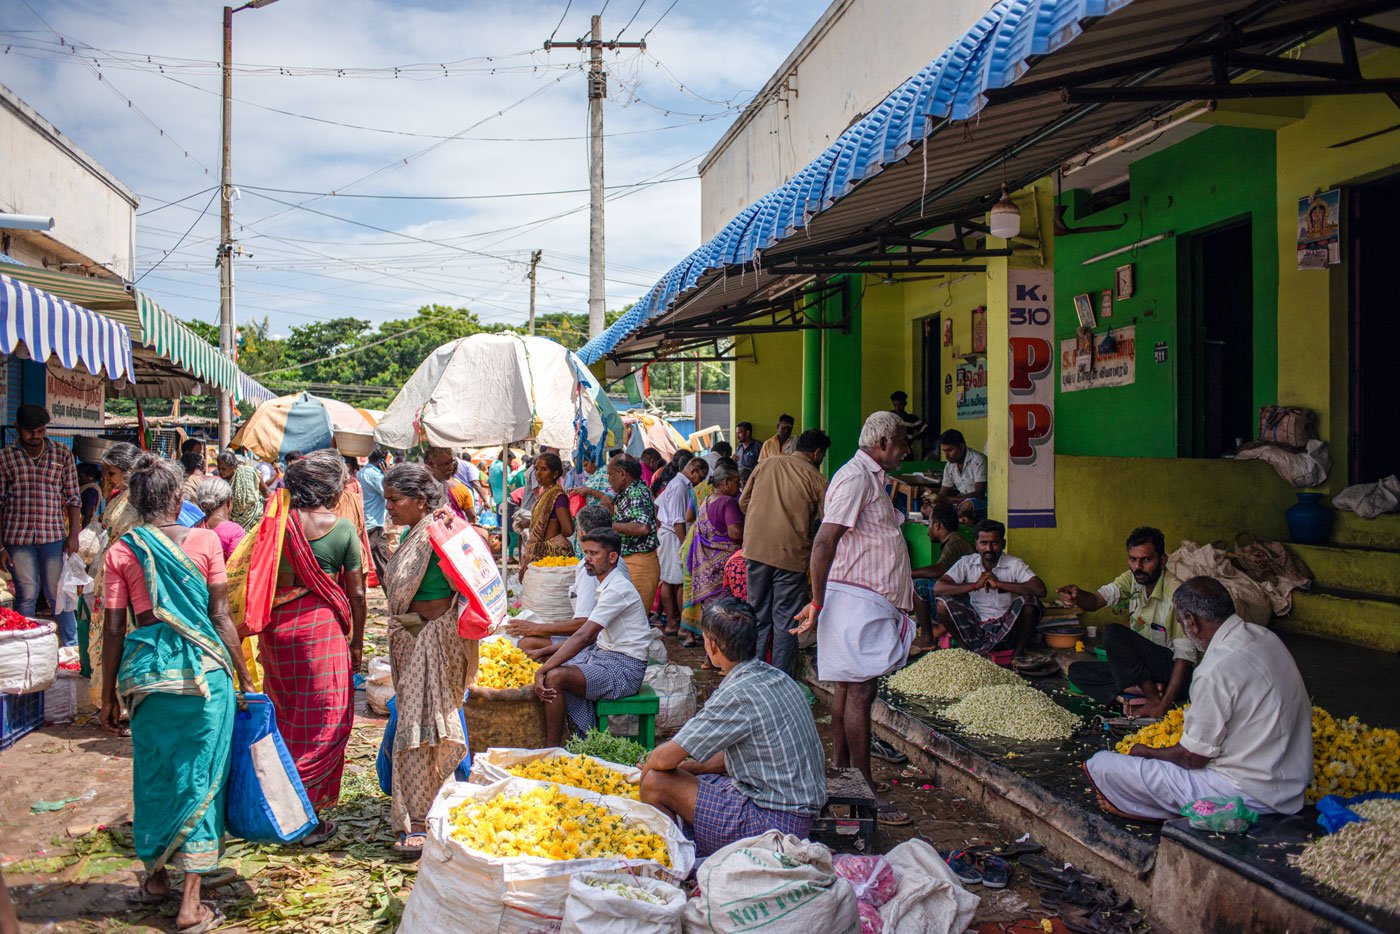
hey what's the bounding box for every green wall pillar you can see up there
[823,276,864,469]
[802,326,822,434]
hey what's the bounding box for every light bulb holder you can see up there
[989,184,1021,240]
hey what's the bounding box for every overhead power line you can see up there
[236,177,692,200]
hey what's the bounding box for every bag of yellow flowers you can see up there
[462,637,549,753]
[398,777,694,933]
[522,556,576,620]
[469,747,643,799]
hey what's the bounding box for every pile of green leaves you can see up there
[565,729,648,768]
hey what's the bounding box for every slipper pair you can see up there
[876,803,912,826]
[945,849,1010,888]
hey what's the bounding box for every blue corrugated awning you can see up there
[0,271,135,382]
[579,0,1134,365]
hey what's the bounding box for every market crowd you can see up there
[0,396,1315,921]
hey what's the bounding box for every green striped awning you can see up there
[0,261,272,403]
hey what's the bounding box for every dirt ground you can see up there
[1,597,1070,932]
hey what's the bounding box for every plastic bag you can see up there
[643,663,696,734]
[833,854,899,907]
[561,871,685,934]
[429,516,509,637]
[1180,796,1258,834]
[1315,791,1400,834]
[365,655,394,715]
[376,695,471,795]
[55,554,93,615]
[226,693,318,844]
[858,900,884,934]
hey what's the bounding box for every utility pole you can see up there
[218,5,235,448]
[544,15,645,339]
[217,0,279,449]
[526,249,542,335]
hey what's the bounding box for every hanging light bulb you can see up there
[989,184,1021,240]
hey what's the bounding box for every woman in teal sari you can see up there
[101,454,253,934]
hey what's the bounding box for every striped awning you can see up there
[0,261,273,403]
[0,271,135,382]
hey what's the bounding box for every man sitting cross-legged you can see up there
[640,598,826,856]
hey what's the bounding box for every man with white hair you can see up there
[792,410,915,826]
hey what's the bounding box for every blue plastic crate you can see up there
[1,692,45,750]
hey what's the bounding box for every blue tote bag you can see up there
[227,693,318,844]
[376,695,472,794]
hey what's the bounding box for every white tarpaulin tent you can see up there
[374,333,614,454]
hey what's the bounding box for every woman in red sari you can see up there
[259,450,366,845]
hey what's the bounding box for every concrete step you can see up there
[1329,510,1400,549]
[1288,542,1400,599]
[1275,587,1400,653]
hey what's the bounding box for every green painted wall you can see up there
[822,276,864,469]
[1053,125,1278,457]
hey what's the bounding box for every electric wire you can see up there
[135,188,218,284]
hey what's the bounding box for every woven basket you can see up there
[463,683,547,754]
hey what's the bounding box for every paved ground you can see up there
[1,597,1067,932]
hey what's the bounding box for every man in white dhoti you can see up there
[1083,576,1313,820]
[792,411,915,826]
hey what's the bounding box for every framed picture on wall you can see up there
[1115,263,1135,300]
[1099,289,1113,319]
[1073,293,1097,329]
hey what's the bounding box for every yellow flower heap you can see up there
[531,556,579,568]
[1116,705,1400,803]
[450,785,670,865]
[508,754,639,799]
[475,638,541,690]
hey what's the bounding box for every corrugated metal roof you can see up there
[581,0,1367,365]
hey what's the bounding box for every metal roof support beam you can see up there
[771,264,987,276]
[1065,78,1400,102]
[1350,20,1400,48]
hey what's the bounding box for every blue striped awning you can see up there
[0,271,135,382]
[578,0,1135,364]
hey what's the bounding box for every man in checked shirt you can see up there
[0,405,82,645]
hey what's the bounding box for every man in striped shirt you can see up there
[792,410,915,826]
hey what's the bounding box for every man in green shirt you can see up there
[1059,527,1196,716]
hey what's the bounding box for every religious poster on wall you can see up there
[45,361,105,429]
[1007,268,1055,529]
[970,306,987,354]
[1297,188,1341,269]
[1059,325,1137,392]
[955,358,987,419]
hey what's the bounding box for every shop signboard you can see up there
[1058,326,1136,392]
[955,358,987,419]
[45,361,105,430]
[1007,268,1055,528]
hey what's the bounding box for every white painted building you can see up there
[0,82,138,280]
[698,0,992,239]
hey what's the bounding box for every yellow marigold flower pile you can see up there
[449,785,670,865]
[508,754,639,799]
[531,556,580,568]
[475,638,540,690]
[1115,705,1400,803]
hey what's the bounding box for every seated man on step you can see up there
[1060,526,1196,716]
[1084,577,1313,820]
[933,518,1045,660]
[534,528,651,746]
[640,598,826,856]
[508,505,631,661]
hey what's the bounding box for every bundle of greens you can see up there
[566,729,648,768]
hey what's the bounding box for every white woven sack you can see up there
[469,746,642,786]
[398,777,694,934]
[561,871,685,934]
[365,656,394,715]
[44,678,78,724]
[0,622,58,695]
[643,663,696,734]
[521,563,576,621]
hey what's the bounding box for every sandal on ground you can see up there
[1018,853,1068,876]
[129,874,170,905]
[1056,906,1134,934]
[870,738,908,765]
[299,818,338,847]
[944,849,983,885]
[393,831,428,856]
[679,637,700,649]
[177,901,225,934]
[969,838,1044,859]
[875,803,912,827]
[870,780,892,794]
[978,854,1011,889]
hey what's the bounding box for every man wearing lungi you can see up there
[640,598,825,855]
[934,519,1046,660]
[1084,577,1312,820]
[534,528,651,745]
[791,410,916,826]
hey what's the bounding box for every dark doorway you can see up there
[1349,174,1400,484]
[1183,220,1254,459]
[920,315,942,458]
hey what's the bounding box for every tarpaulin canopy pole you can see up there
[501,442,510,588]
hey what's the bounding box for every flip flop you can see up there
[1018,853,1067,876]
[968,839,1044,859]
[979,854,1011,889]
[177,902,224,934]
[299,819,338,847]
[871,780,893,794]
[1056,907,1134,934]
[876,803,912,827]
[128,875,169,905]
[944,849,983,885]
[392,831,428,857]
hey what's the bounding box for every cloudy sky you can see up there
[0,0,827,341]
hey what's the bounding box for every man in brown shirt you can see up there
[738,428,831,675]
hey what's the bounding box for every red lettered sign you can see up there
[1007,269,1055,528]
